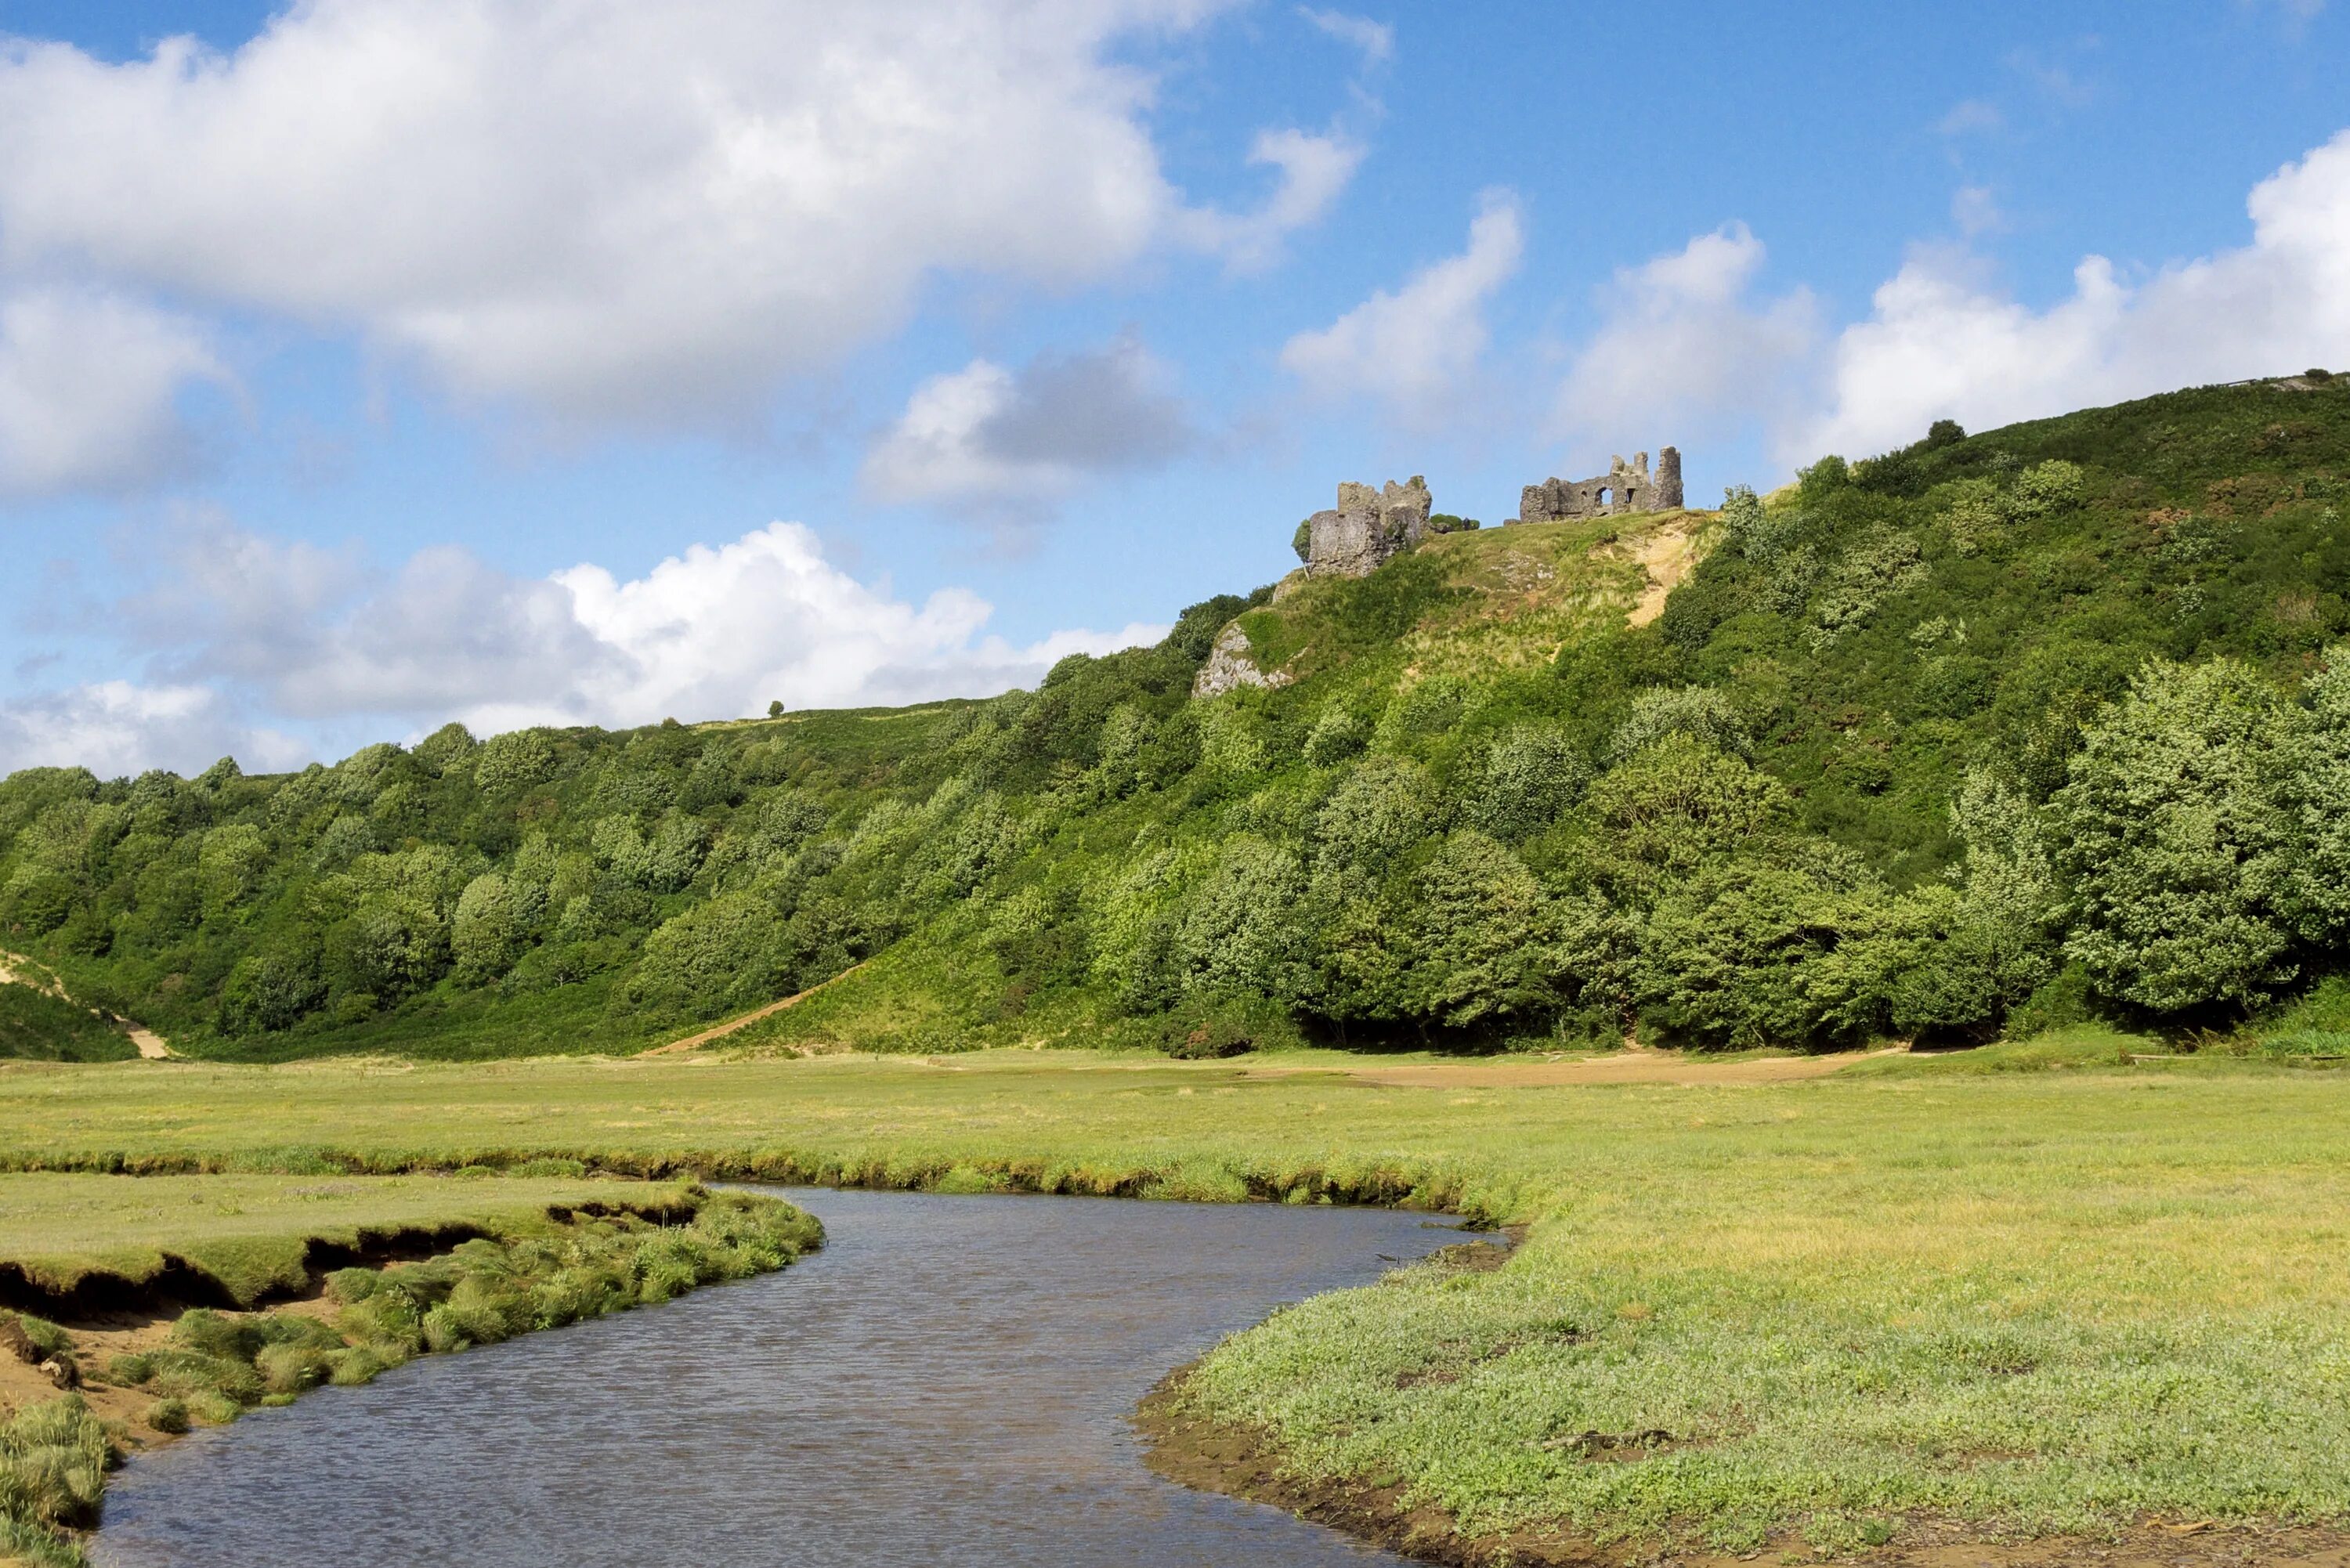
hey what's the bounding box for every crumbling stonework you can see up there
[1192,623,1294,699]
[1513,447,1682,524]
[1303,475,1433,578]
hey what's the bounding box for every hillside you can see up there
[8,374,2350,1060]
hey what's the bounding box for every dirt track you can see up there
[0,950,169,1059]
[637,963,868,1057]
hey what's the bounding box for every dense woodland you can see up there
[9,378,2350,1061]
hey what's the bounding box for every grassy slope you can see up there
[736,510,1688,1054]
[0,986,132,1064]
[3,1049,2348,1547]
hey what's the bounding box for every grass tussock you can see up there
[100,1188,817,1415]
[0,1394,109,1567]
[6,1186,813,1561]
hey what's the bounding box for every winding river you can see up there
[93,1188,1466,1566]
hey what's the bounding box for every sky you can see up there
[2,0,2348,777]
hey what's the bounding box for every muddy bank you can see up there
[1136,1370,2350,1568]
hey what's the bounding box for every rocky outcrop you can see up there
[1303,476,1433,578]
[1513,447,1682,524]
[1191,623,1293,699]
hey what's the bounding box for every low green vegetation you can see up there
[0,1394,107,1568]
[0,1180,816,1566]
[0,986,130,1064]
[4,1050,2349,1552]
[0,1172,656,1307]
[4,378,2350,1063]
[102,1187,817,1418]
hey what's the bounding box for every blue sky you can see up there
[2,0,2348,775]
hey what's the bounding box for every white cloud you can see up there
[1951,184,2005,238]
[1937,99,2004,137]
[1553,223,1817,446]
[0,0,1347,429]
[0,286,225,497]
[1299,7,1393,65]
[1280,189,1522,427]
[18,515,1166,773]
[1786,128,2350,464]
[1180,126,1367,273]
[0,679,302,779]
[862,335,1193,508]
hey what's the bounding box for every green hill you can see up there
[9,374,2350,1061]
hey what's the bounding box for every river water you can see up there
[93,1187,1465,1567]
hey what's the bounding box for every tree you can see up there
[452,874,523,983]
[2052,658,2294,1013]
[197,824,269,917]
[1401,831,1551,1027]
[1582,733,1785,894]
[1632,844,1877,1050]
[2276,646,2350,945]
[634,893,786,1017]
[768,700,786,719]
[1471,726,1589,841]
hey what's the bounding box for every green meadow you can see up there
[5,1041,2348,1553]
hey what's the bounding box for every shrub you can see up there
[1471,726,1589,841]
[1609,686,1750,762]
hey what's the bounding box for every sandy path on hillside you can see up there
[0,949,171,1058]
[1621,517,1704,627]
[1243,1047,1903,1089]
[638,963,870,1057]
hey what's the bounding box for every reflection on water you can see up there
[94,1187,1464,1566]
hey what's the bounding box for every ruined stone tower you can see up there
[1303,475,1434,578]
[1513,446,1683,524]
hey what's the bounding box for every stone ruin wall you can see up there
[1514,446,1682,524]
[1303,475,1433,579]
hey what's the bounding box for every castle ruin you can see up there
[1302,475,1433,578]
[1513,447,1682,524]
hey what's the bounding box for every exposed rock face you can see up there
[1514,446,1683,523]
[1303,475,1432,578]
[1191,623,1294,698]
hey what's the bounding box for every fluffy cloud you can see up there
[0,286,225,497]
[1280,190,1523,427]
[862,335,1194,507]
[0,679,302,779]
[1553,223,1817,448]
[5,515,1167,774]
[1787,128,2350,464]
[0,0,1352,429]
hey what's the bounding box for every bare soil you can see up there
[0,1290,342,1451]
